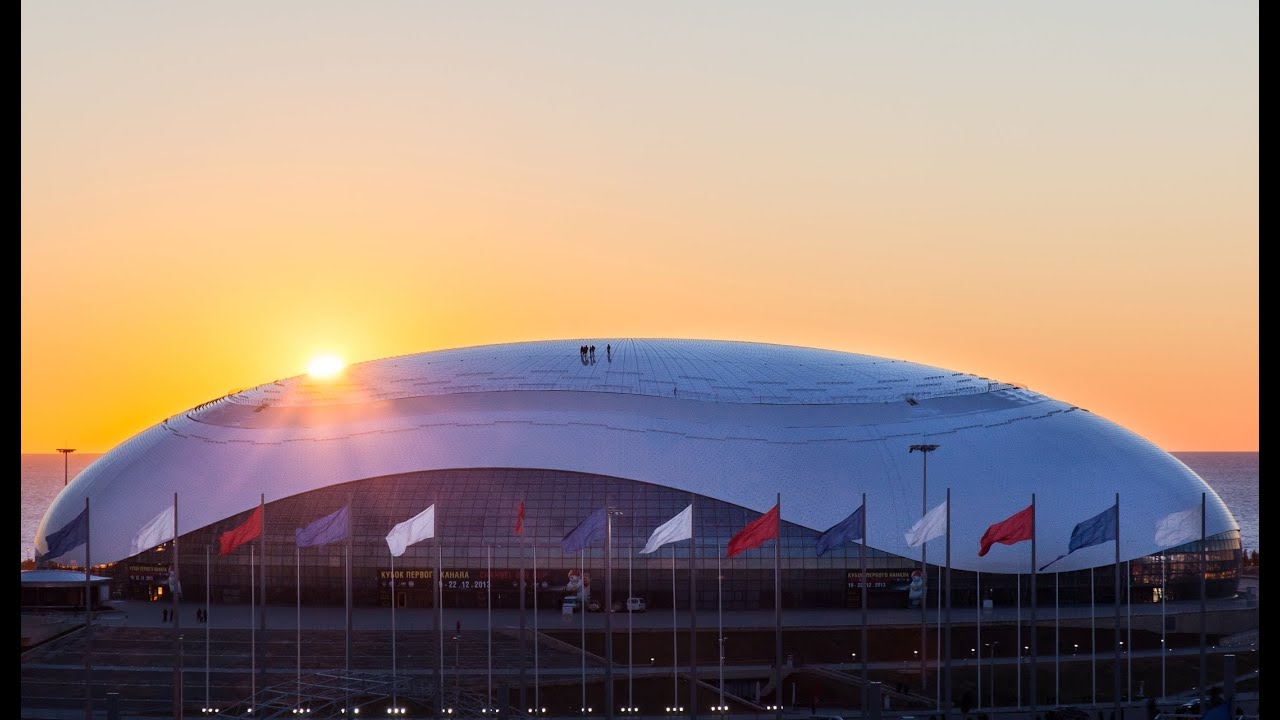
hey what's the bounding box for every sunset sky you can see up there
[22,2,1257,454]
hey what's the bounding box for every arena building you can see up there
[36,339,1240,611]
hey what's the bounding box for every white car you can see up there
[626,597,646,613]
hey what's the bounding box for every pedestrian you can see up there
[606,344,612,362]
[162,608,168,623]
[589,345,596,363]
[1147,696,1158,720]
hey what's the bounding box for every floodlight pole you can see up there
[57,448,76,486]
[909,443,939,689]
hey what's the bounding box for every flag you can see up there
[1039,503,1117,571]
[218,505,263,556]
[904,500,948,548]
[515,501,525,536]
[562,507,608,554]
[131,505,176,557]
[1155,505,1201,548]
[296,505,350,548]
[640,504,693,555]
[1201,703,1230,720]
[386,504,435,557]
[42,507,89,560]
[727,503,779,558]
[978,503,1034,557]
[1068,504,1118,553]
[816,504,865,557]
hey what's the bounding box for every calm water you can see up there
[19,451,1260,562]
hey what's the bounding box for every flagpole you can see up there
[173,493,183,720]
[1016,573,1021,709]
[251,543,256,711]
[606,508,616,720]
[534,542,540,713]
[392,549,398,708]
[437,535,444,716]
[345,495,353,715]
[936,561,942,713]
[520,503,528,712]
[206,544,211,714]
[944,488,952,720]
[629,536,634,713]
[860,492,868,717]
[84,497,92,720]
[774,492,782,720]
[1030,493,1037,720]
[672,545,677,711]
[488,545,493,712]
[1090,566,1096,707]
[259,493,267,703]
[976,569,981,713]
[1114,492,1121,719]
[718,550,724,714]
[1055,571,1060,705]
[1199,491,1207,711]
[580,548,586,714]
[436,496,444,718]
[688,496,697,720]
[298,544,303,710]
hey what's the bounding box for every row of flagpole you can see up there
[40,485,1217,717]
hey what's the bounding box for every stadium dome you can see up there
[35,339,1239,608]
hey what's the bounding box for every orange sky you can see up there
[21,3,1257,454]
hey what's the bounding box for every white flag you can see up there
[904,500,948,548]
[1155,505,1202,548]
[640,504,693,555]
[386,504,435,557]
[131,505,176,557]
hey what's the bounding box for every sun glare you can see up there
[307,355,345,379]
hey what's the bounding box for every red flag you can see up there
[219,506,263,556]
[727,503,779,558]
[978,503,1034,557]
[515,501,525,536]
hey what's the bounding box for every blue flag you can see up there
[1040,503,1117,571]
[42,506,89,561]
[296,505,350,548]
[562,507,607,554]
[1201,704,1230,720]
[1068,504,1118,553]
[816,504,865,557]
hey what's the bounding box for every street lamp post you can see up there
[57,448,75,486]
[606,507,623,720]
[909,443,939,689]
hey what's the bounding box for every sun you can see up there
[306,355,345,379]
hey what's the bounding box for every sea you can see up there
[19,452,1259,563]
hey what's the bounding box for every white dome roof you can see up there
[37,338,1236,572]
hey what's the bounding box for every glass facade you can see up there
[108,468,1241,610]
